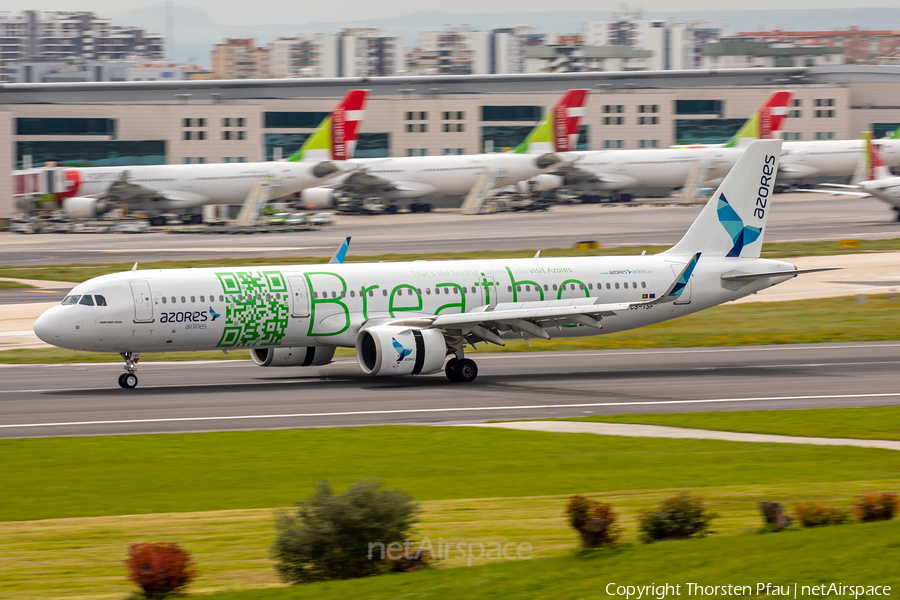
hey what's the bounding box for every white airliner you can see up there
[298,89,589,212]
[55,90,369,224]
[778,130,900,182]
[800,132,900,220]
[526,91,794,201]
[34,139,836,389]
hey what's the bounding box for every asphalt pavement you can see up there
[2,194,898,266]
[2,342,899,438]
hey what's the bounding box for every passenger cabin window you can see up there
[79,295,94,306]
[181,296,186,303]
[190,296,196,303]
[161,297,167,304]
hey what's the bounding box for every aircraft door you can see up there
[288,275,311,317]
[475,273,499,310]
[129,280,154,322]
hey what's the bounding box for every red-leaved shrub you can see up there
[125,542,197,598]
[793,503,850,528]
[853,492,899,522]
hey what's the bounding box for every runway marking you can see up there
[2,392,900,430]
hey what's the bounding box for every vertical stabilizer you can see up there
[863,131,893,181]
[515,89,589,154]
[664,139,782,259]
[287,90,369,162]
[723,91,793,148]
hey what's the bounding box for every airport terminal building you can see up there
[2,65,900,217]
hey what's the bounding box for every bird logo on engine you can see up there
[392,338,411,363]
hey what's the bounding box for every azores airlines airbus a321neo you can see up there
[34,140,837,389]
[57,90,369,224]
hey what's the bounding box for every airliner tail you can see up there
[723,91,793,148]
[288,89,369,162]
[515,89,589,154]
[664,139,782,259]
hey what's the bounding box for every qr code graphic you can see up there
[215,270,290,347]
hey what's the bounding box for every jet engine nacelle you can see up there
[62,197,110,219]
[356,325,446,376]
[299,187,337,208]
[530,174,565,192]
[250,346,335,367]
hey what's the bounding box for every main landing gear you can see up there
[118,351,140,389]
[445,357,479,383]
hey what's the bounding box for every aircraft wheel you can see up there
[409,203,420,213]
[122,373,138,389]
[385,205,398,214]
[117,373,127,388]
[455,359,478,383]
[422,203,432,213]
[445,358,460,382]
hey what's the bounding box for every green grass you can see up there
[562,407,900,441]
[198,521,900,600]
[4,483,899,600]
[2,238,899,283]
[5,294,900,363]
[3,426,900,523]
[0,280,32,289]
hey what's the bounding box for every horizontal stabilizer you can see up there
[721,267,841,281]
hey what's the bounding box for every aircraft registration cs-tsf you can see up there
[34,140,836,388]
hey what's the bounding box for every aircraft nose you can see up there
[33,310,59,344]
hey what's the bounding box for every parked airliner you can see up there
[56,90,369,224]
[526,91,793,201]
[34,140,836,389]
[801,132,900,220]
[297,89,588,211]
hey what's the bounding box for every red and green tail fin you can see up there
[514,89,589,154]
[287,89,369,162]
[723,91,793,148]
[863,131,893,181]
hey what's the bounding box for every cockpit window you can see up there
[95,295,107,306]
[61,295,81,305]
[79,295,95,306]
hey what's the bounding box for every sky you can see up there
[23,0,900,26]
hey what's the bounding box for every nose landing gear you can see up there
[118,351,140,388]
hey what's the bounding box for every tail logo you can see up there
[717,194,762,258]
[392,338,411,363]
[209,307,221,322]
[554,104,569,152]
[332,108,347,161]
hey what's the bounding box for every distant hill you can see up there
[108,6,900,64]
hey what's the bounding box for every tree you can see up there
[272,478,419,583]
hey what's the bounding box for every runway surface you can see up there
[2,342,899,438]
[2,194,899,266]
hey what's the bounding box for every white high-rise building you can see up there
[0,10,164,82]
[584,12,726,70]
[269,34,331,78]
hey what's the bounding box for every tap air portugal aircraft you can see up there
[777,128,900,181]
[297,89,588,211]
[800,132,900,220]
[526,91,794,200]
[57,90,369,224]
[35,139,837,389]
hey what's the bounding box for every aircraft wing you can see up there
[380,253,701,335]
[550,163,618,185]
[795,188,870,198]
[337,169,402,194]
[99,171,210,207]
